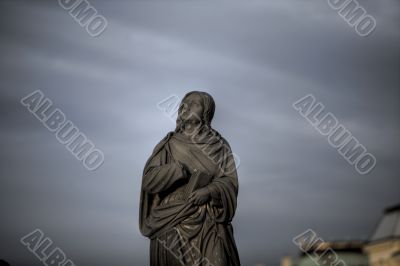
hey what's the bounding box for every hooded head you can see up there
[175,91,215,133]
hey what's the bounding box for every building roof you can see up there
[370,204,400,242]
[300,240,365,255]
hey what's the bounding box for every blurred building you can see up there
[282,241,368,266]
[364,204,400,266]
[281,204,400,266]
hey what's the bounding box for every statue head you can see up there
[175,91,215,133]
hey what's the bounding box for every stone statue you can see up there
[140,91,240,266]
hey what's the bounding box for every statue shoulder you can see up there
[152,131,174,154]
[218,135,232,152]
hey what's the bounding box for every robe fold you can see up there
[139,130,240,266]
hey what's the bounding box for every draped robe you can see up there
[139,130,240,266]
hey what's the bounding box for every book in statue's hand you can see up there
[184,169,213,200]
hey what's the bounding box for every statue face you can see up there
[180,93,204,123]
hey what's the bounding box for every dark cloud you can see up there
[0,0,399,265]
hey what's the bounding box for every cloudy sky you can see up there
[0,0,399,265]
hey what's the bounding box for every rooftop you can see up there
[370,203,400,242]
[300,240,365,255]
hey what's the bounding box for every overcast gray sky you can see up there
[0,0,399,265]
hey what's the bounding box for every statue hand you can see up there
[189,187,210,205]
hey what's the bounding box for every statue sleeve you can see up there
[207,140,239,223]
[142,146,187,194]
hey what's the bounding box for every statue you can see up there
[140,91,241,265]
